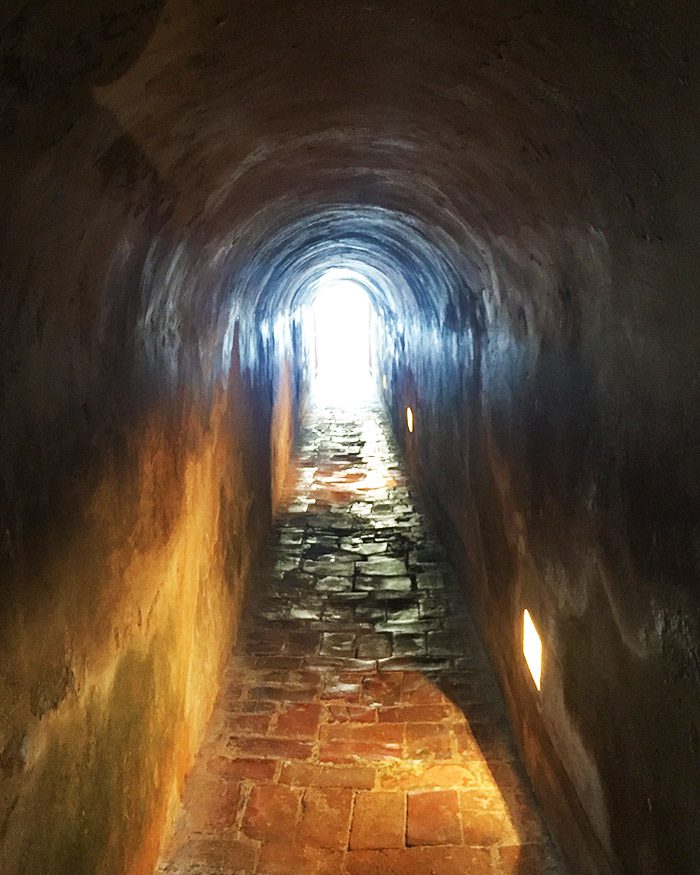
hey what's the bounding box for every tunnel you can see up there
[1,1,699,873]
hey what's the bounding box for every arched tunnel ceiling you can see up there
[230,203,470,323]
[4,0,695,357]
[1,3,699,874]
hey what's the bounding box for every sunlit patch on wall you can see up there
[382,374,387,389]
[523,609,542,691]
[406,406,414,433]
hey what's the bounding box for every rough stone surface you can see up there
[0,2,698,873]
[156,403,565,874]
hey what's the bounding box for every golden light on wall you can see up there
[406,406,414,433]
[523,609,542,691]
[382,374,388,389]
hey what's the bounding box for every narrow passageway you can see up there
[157,400,566,875]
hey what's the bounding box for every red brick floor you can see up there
[157,403,566,874]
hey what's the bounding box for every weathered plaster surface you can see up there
[1,1,698,872]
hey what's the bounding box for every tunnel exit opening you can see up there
[303,276,376,407]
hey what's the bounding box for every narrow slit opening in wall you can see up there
[304,277,377,406]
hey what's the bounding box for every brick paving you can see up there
[157,402,566,874]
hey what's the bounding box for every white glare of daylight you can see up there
[406,406,414,433]
[306,279,374,406]
[523,609,542,691]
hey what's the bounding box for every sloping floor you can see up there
[157,401,566,874]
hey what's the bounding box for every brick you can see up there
[241,784,301,841]
[460,789,520,847]
[220,687,246,710]
[320,740,403,763]
[355,606,389,624]
[316,575,353,592]
[257,668,322,688]
[320,723,404,762]
[297,788,353,848]
[255,656,305,669]
[208,756,278,782]
[321,605,355,623]
[275,703,322,738]
[289,605,323,620]
[349,791,405,849]
[378,704,450,723]
[258,604,291,621]
[285,631,322,654]
[380,762,490,791]
[357,634,392,659]
[362,675,403,706]
[392,634,426,657]
[344,845,492,875]
[356,557,407,576]
[405,723,453,759]
[378,655,451,671]
[230,736,313,760]
[249,685,314,703]
[322,723,404,745]
[462,808,515,847]
[246,630,287,656]
[418,597,448,619]
[385,606,421,623]
[164,838,257,872]
[328,591,369,604]
[303,557,354,575]
[182,777,241,832]
[321,631,357,656]
[232,700,278,714]
[321,677,362,701]
[356,575,412,592]
[356,541,389,555]
[327,703,377,724]
[452,724,482,760]
[308,655,376,671]
[226,712,272,734]
[401,674,445,704]
[280,762,375,789]
[407,790,462,846]
[257,843,342,874]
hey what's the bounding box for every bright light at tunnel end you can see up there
[304,274,375,407]
[523,609,542,691]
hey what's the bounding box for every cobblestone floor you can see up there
[157,402,566,875]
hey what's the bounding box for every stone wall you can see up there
[0,8,300,868]
[1,1,698,873]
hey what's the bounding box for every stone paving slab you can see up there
[157,403,567,875]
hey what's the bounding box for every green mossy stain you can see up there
[26,631,182,875]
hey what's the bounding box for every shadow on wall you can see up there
[382,263,700,875]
